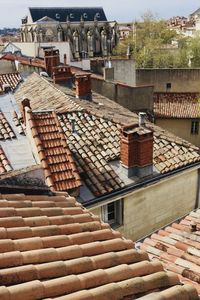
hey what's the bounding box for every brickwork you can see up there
[44,49,60,76]
[120,124,153,168]
[52,65,73,84]
[75,74,92,100]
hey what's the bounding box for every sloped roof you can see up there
[140,209,200,295]
[0,146,12,174]
[16,73,200,178]
[190,7,200,16]
[15,73,82,113]
[0,192,198,299]
[29,7,107,23]
[0,73,22,93]
[59,112,125,197]
[26,109,81,191]
[0,111,16,140]
[154,93,200,119]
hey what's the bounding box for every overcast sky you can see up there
[0,0,199,28]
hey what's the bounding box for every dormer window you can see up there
[55,13,60,19]
[70,13,74,19]
[83,13,87,19]
[96,13,100,18]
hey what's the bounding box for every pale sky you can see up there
[0,0,199,28]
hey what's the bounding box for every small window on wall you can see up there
[166,82,171,91]
[101,200,123,228]
[191,120,199,134]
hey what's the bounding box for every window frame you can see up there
[101,200,123,229]
[191,120,199,135]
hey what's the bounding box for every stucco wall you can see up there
[0,60,16,73]
[156,119,200,147]
[91,77,154,112]
[89,167,198,241]
[112,60,136,86]
[12,42,71,63]
[136,69,200,92]
[91,59,136,86]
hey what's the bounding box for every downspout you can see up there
[195,167,200,209]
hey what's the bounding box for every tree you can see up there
[114,12,179,68]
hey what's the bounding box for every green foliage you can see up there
[114,11,200,68]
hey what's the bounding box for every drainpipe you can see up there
[195,167,200,209]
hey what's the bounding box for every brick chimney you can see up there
[20,97,31,124]
[44,48,60,76]
[75,73,92,101]
[120,123,153,178]
[52,65,73,88]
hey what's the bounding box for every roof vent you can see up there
[2,84,11,93]
[138,112,146,127]
[40,71,49,77]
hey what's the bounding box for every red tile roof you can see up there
[0,192,198,300]
[140,209,200,295]
[26,110,81,191]
[154,93,200,118]
[15,73,82,112]
[0,73,22,93]
[15,73,200,178]
[59,112,125,196]
[0,146,12,174]
[0,111,16,140]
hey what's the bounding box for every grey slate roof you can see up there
[29,7,107,23]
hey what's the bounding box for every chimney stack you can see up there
[44,48,60,76]
[75,73,92,101]
[120,123,153,178]
[52,65,73,88]
[20,97,31,124]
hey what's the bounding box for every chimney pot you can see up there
[139,112,146,127]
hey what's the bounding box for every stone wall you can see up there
[136,69,200,92]
[91,77,154,112]
[90,167,199,241]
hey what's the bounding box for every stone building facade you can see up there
[20,7,119,58]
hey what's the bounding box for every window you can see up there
[166,83,171,91]
[101,200,123,228]
[95,13,100,18]
[191,120,199,134]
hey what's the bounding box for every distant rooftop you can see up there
[28,7,107,23]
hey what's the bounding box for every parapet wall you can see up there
[91,76,153,112]
[136,68,200,92]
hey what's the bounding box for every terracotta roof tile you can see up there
[140,208,200,295]
[0,192,198,299]
[16,72,200,183]
[0,112,16,140]
[15,73,82,112]
[27,110,81,192]
[0,146,12,174]
[0,73,22,93]
[154,93,200,118]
